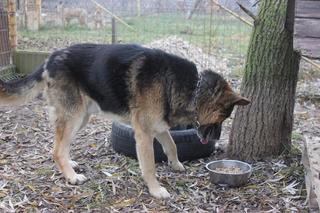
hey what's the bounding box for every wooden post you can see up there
[8,0,17,50]
[25,0,41,31]
[303,136,320,212]
[136,0,141,17]
[16,0,26,29]
[111,17,116,44]
[37,0,41,26]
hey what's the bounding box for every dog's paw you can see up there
[170,161,185,172]
[69,160,79,168]
[67,174,87,185]
[149,186,170,199]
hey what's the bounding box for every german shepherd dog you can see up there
[0,44,249,199]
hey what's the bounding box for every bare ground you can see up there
[1,37,319,212]
[0,93,318,212]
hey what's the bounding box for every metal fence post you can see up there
[111,17,117,44]
[137,0,141,17]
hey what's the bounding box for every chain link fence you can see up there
[0,0,20,81]
[14,0,255,75]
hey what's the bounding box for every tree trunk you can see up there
[228,0,301,161]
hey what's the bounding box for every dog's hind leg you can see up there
[132,113,170,199]
[47,86,90,184]
[67,111,90,169]
[53,112,88,183]
[155,131,185,171]
[52,106,88,184]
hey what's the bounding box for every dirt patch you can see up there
[0,97,316,212]
[2,35,318,212]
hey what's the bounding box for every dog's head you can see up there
[196,70,250,143]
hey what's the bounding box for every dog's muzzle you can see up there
[196,123,222,144]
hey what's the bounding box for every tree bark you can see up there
[228,0,301,161]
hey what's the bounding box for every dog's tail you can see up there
[0,64,46,106]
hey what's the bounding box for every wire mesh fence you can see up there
[0,0,11,68]
[0,0,21,81]
[15,0,254,75]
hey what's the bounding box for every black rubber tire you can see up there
[111,122,215,162]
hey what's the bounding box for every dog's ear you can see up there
[232,94,250,106]
[224,91,250,106]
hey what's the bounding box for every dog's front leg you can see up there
[135,130,170,199]
[132,119,170,199]
[155,131,185,171]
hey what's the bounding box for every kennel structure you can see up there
[294,0,320,60]
[294,0,320,211]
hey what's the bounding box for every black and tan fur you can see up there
[0,44,249,199]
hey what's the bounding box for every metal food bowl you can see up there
[205,160,252,187]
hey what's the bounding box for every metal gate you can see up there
[0,0,11,69]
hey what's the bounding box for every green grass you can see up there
[291,131,304,141]
[18,13,251,57]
